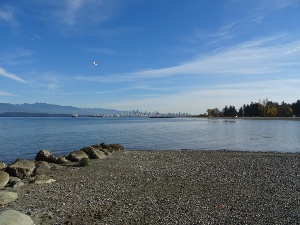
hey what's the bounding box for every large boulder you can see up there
[81,147,107,159]
[0,210,34,225]
[35,150,56,163]
[0,191,18,205]
[0,171,9,188]
[67,150,89,162]
[5,159,36,179]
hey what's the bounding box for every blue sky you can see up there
[1,0,300,114]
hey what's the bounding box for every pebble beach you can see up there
[2,150,300,224]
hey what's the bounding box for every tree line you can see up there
[206,99,300,117]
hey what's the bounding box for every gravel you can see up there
[2,150,300,224]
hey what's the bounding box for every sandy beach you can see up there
[2,150,300,224]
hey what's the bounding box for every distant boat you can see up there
[71,112,78,118]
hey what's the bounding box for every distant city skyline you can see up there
[1,1,300,114]
[0,102,191,117]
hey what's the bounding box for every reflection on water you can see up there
[0,117,299,162]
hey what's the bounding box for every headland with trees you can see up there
[205,99,300,118]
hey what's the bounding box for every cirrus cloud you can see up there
[0,68,27,83]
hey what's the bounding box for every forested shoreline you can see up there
[206,99,300,117]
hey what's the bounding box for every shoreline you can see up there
[205,116,300,121]
[3,148,300,165]
[2,150,300,224]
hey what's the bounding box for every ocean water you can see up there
[0,117,299,163]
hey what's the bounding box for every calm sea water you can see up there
[0,117,299,163]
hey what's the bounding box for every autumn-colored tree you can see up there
[206,109,212,117]
[265,101,277,117]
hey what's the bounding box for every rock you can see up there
[98,143,125,152]
[7,176,25,189]
[35,150,56,163]
[99,143,109,149]
[67,150,89,162]
[102,149,112,155]
[81,147,107,159]
[34,161,52,176]
[36,161,51,170]
[0,191,18,204]
[8,176,22,183]
[0,171,9,188]
[109,143,125,151]
[0,162,6,170]
[54,156,70,165]
[0,210,34,225]
[32,175,56,184]
[11,181,25,189]
[91,144,103,149]
[79,157,90,167]
[5,159,36,179]
[50,164,65,170]
[92,143,111,155]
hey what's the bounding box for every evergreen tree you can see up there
[238,107,244,117]
[292,100,300,116]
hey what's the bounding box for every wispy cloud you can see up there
[0,48,34,65]
[38,0,121,28]
[186,0,299,49]
[136,36,299,77]
[244,0,299,24]
[263,0,299,10]
[63,0,85,26]
[27,71,68,91]
[77,35,300,83]
[0,5,18,26]
[0,91,16,96]
[0,68,27,83]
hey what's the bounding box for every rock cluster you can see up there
[0,142,124,224]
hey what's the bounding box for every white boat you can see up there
[71,112,78,118]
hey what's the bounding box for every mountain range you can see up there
[0,103,126,116]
